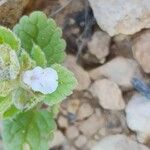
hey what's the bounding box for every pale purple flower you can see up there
[23,66,58,94]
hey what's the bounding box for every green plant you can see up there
[0,11,77,150]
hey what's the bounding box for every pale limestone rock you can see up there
[89,0,150,36]
[90,79,125,110]
[132,30,150,73]
[92,134,150,150]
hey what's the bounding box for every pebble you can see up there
[77,103,94,120]
[49,130,66,148]
[87,31,111,61]
[132,30,150,73]
[66,126,79,140]
[74,135,87,148]
[91,134,150,150]
[126,93,150,143]
[78,113,105,137]
[90,79,125,110]
[58,115,68,129]
[89,57,141,90]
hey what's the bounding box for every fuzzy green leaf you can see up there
[13,88,45,111]
[13,11,66,65]
[0,81,15,97]
[0,96,12,117]
[44,64,77,106]
[3,105,20,119]
[31,44,47,67]
[3,110,56,150]
[0,26,20,51]
[19,49,36,71]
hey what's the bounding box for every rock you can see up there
[90,79,125,110]
[77,103,94,120]
[113,34,132,58]
[132,30,150,73]
[87,31,111,61]
[49,130,66,148]
[89,0,150,36]
[92,134,150,150]
[126,94,150,143]
[78,113,105,137]
[58,115,68,129]
[0,0,30,27]
[64,55,91,90]
[74,135,87,148]
[66,126,79,140]
[89,57,141,90]
[67,99,80,114]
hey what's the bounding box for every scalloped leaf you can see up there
[12,88,45,111]
[0,81,15,97]
[0,26,20,51]
[44,64,77,106]
[3,110,56,150]
[31,44,47,67]
[0,96,12,118]
[19,49,36,71]
[3,105,20,119]
[13,11,66,65]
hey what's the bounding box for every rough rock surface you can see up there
[89,57,141,90]
[132,30,150,73]
[0,0,29,27]
[92,134,150,150]
[126,94,150,143]
[89,0,150,36]
[90,79,125,110]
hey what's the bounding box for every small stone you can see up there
[78,114,105,137]
[92,134,150,150]
[88,31,111,61]
[77,103,94,120]
[132,30,150,73]
[126,94,150,143]
[66,126,79,140]
[90,79,125,110]
[89,0,150,36]
[67,99,80,114]
[49,130,66,148]
[64,55,91,90]
[58,115,68,129]
[89,57,141,90]
[74,135,87,148]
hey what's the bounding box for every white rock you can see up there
[77,103,94,120]
[132,30,150,73]
[64,55,91,90]
[66,126,79,140]
[78,113,105,137]
[90,79,125,110]
[49,130,66,148]
[89,57,141,90]
[88,31,111,61]
[89,0,150,36]
[126,94,150,143]
[74,135,87,148]
[92,134,150,150]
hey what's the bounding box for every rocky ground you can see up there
[1,0,150,150]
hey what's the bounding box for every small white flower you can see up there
[23,66,58,94]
